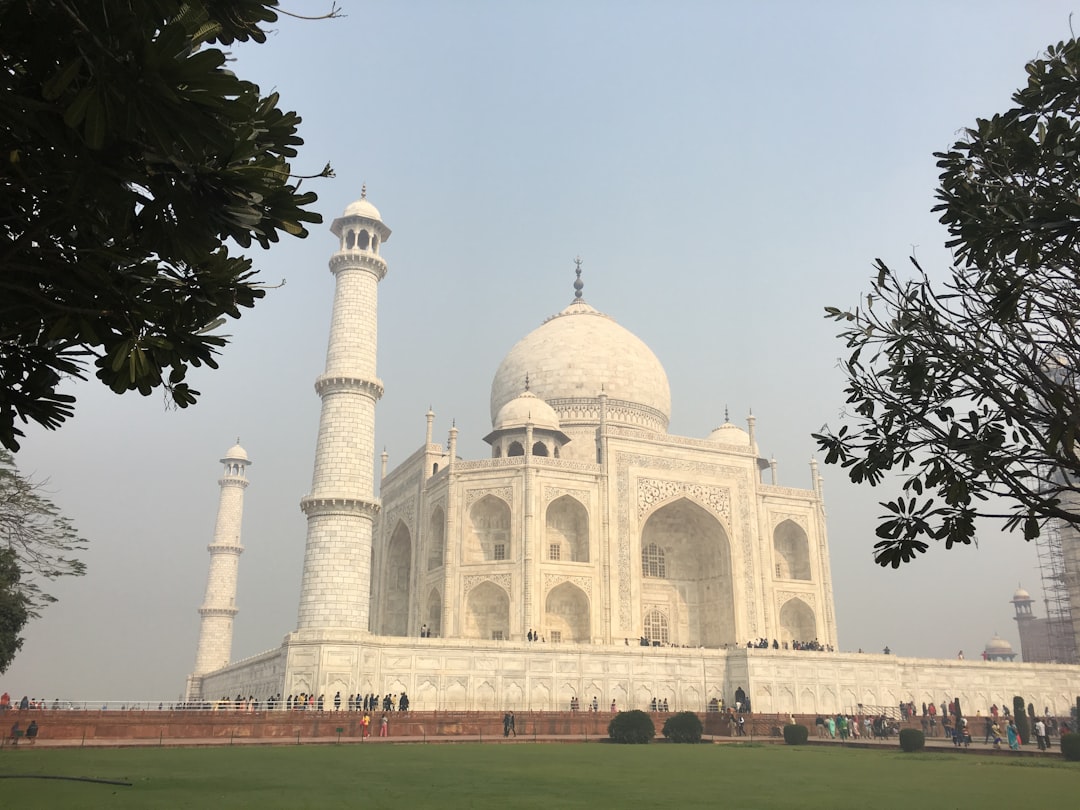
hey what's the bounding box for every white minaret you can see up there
[296,188,390,632]
[189,442,250,692]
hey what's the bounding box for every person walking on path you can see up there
[379,714,388,737]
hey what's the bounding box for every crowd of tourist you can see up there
[746,638,835,652]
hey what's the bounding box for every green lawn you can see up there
[0,743,1076,809]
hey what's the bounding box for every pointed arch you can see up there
[382,520,412,636]
[639,498,734,647]
[464,580,510,640]
[427,506,445,570]
[507,441,524,457]
[544,581,590,642]
[465,495,511,563]
[545,495,589,562]
[774,519,811,580]
[778,597,816,645]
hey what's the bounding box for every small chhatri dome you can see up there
[707,418,751,447]
[343,185,383,221]
[221,441,249,463]
[494,390,561,432]
[1012,586,1032,602]
[985,634,1013,654]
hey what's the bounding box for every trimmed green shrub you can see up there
[1061,732,1080,762]
[662,711,703,743]
[608,710,655,744]
[899,728,925,752]
[1013,696,1030,745]
[783,723,809,745]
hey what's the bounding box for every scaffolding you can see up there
[1035,521,1079,664]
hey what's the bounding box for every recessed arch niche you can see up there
[465,495,511,563]
[545,496,589,562]
[778,597,816,644]
[774,519,811,580]
[544,582,590,642]
[382,520,411,636]
[464,581,510,640]
[427,506,445,570]
[639,498,734,647]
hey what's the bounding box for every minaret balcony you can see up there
[314,375,384,400]
[329,251,387,280]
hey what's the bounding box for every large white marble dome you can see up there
[490,297,671,433]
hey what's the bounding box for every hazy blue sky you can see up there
[5,1,1077,701]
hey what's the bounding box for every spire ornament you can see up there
[573,256,584,300]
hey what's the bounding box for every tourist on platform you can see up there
[0,692,9,712]
[1034,718,1047,751]
[1007,720,1020,750]
[334,692,341,711]
[991,722,1003,750]
[380,715,388,737]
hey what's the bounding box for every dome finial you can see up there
[573,256,584,299]
[361,183,367,199]
[724,405,730,423]
[524,372,530,392]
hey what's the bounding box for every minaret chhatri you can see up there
[192,441,251,677]
[296,187,390,632]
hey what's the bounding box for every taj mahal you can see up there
[184,192,1079,715]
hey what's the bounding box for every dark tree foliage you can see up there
[607,710,655,744]
[898,728,925,752]
[661,710,703,743]
[783,723,809,745]
[1063,732,1080,761]
[0,548,30,674]
[815,38,1080,567]
[0,1,330,451]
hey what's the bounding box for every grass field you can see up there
[0,743,1076,809]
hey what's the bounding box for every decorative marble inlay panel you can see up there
[466,487,513,509]
[462,573,511,595]
[544,486,591,505]
[385,499,416,534]
[615,453,757,635]
[542,573,593,598]
[777,591,816,608]
[636,478,730,522]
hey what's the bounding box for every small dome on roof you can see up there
[707,421,751,447]
[221,442,248,462]
[343,196,382,221]
[985,635,1013,654]
[1012,586,1032,602]
[494,391,561,432]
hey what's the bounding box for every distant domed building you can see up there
[983,635,1016,662]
